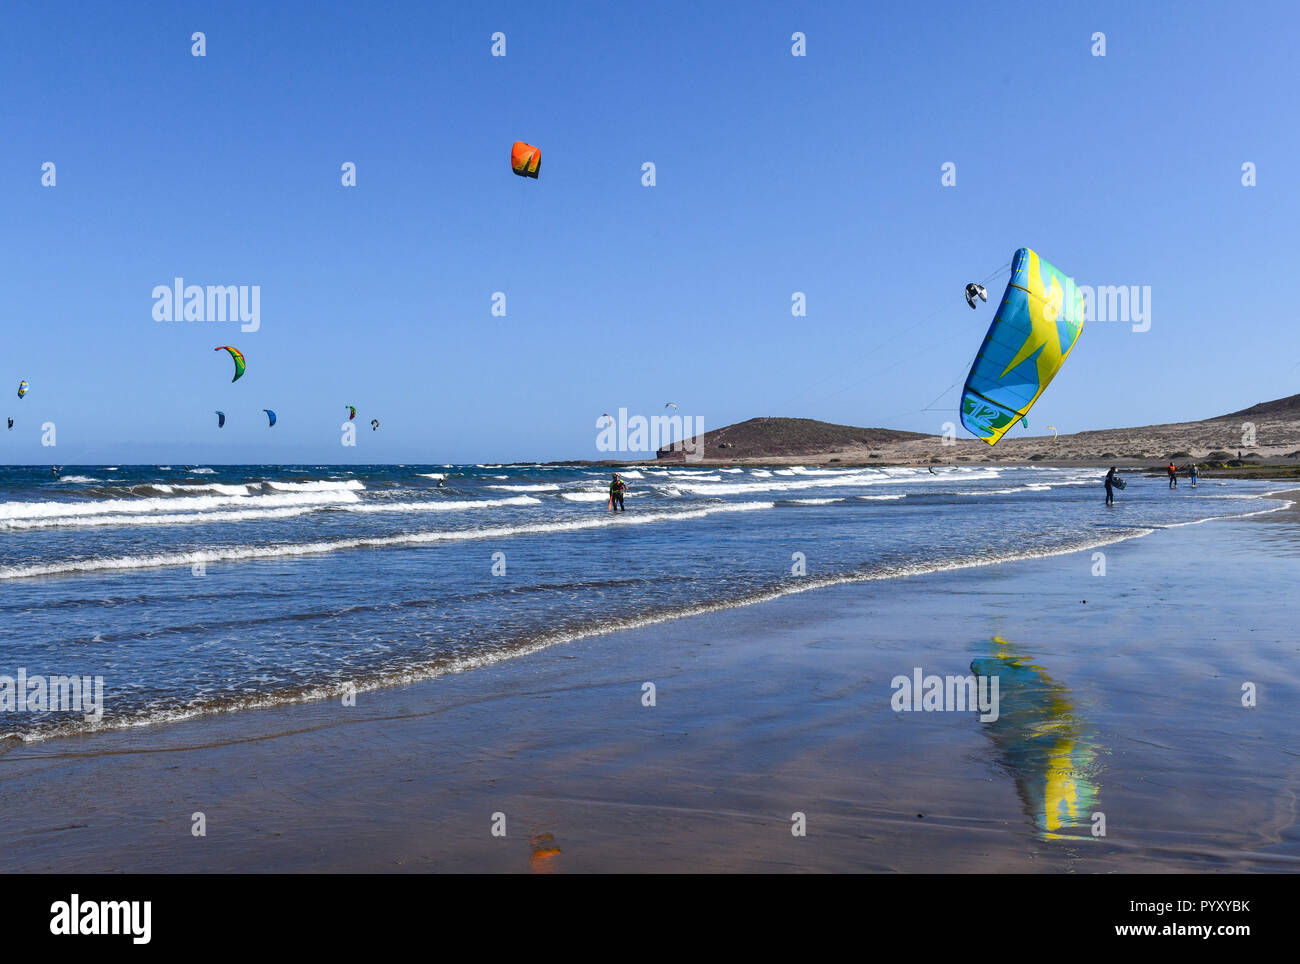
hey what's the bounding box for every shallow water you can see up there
[0,462,1283,741]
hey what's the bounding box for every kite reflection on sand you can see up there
[529,832,562,873]
[972,637,1103,841]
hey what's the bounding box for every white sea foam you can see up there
[0,489,360,523]
[671,465,1016,497]
[951,484,1053,496]
[670,471,892,496]
[4,506,319,530]
[137,482,255,496]
[264,479,365,493]
[8,493,544,528]
[773,466,847,476]
[350,496,541,513]
[0,501,776,579]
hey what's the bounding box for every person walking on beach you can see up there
[1104,467,1119,505]
[1168,462,1178,488]
[609,473,627,512]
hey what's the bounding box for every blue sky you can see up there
[2,0,1297,463]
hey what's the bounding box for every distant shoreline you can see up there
[4,458,1298,480]
[536,457,1300,480]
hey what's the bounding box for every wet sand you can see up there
[3,493,1298,873]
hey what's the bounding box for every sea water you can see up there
[0,462,1283,741]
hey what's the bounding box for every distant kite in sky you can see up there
[511,141,541,179]
[960,248,1084,446]
[346,405,356,421]
[215,411,226,428]
[6,418,12,430]
[664,401,678,410]
[215,346,245,382]
[262,409,276,427]
[964,283,988,309]
[1047,425,1058,439]
[17,380,29,399]
[370,418,380,431]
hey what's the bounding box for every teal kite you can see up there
[960,249,1084,446]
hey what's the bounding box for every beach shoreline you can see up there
[3,491,1297,873]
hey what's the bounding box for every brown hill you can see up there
[1225,392,1300,419]
[654,395,1300,466]
[656,417,927,461]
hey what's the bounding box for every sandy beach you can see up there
[3,490,1296,874]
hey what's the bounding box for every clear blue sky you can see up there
[2,0,1297,463]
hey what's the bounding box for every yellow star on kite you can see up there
[1000,272,1065,384]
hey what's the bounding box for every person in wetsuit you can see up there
[1104,467,1119,506]
[1168,462,1178,488]
[609,473,627,512]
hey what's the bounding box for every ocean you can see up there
[0,462,1284,742]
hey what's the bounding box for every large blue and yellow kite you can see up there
[960,248,1084,445]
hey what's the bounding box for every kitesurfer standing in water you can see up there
[1104,467,1119,506]
[609,473,627,512]
[1168,462,1178,488]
